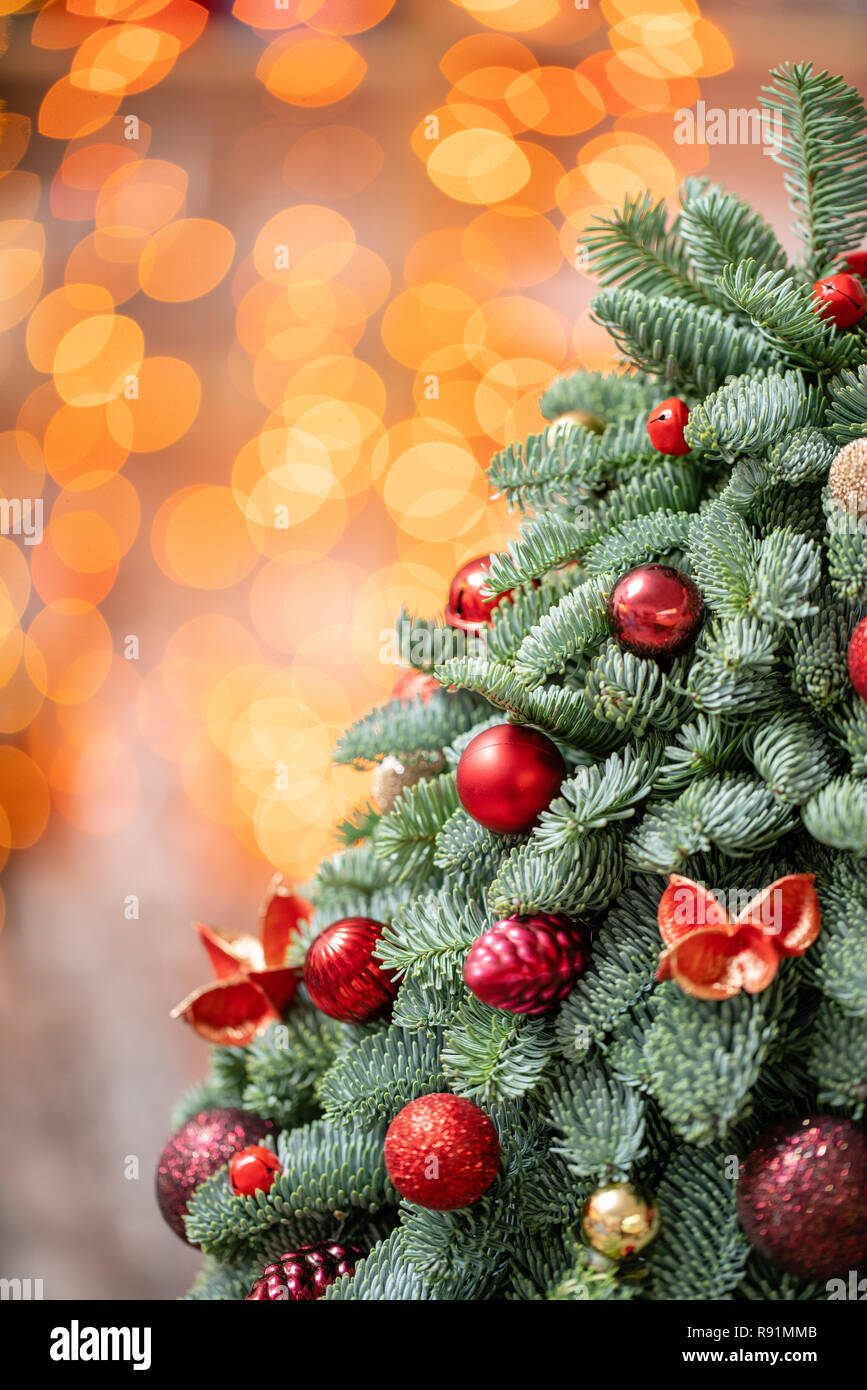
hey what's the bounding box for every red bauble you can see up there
[812,272,867,330]
[229,1144,282,1197]
[456,723,566,835]
[607,563,704,658]
[246,1242,361,1300]
[384,1093,500,1210]
[845,249,867,277]
[847,616,867,700]
[737,1115,867,1279]
[156,1108,274,1242]
[444,555,512,631]
[303,917,396,1023]
[391,669,439,703]
[647,397,691,455]
[463,913,591,1015]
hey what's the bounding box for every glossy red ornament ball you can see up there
[737,1115,867,1279]
[647,397,691,455]
[304,917,397,1023]
[444,555,512,631]
[812,272,867,330]
[456,722,566,835]
[847,616,867,700]
[463,913,591,1015]
[384,1093,500,1210]
[845,249,867,278]
[246,1242,361,1300]
[229,1144,282,1197]
[391,669,439,703]
[607,563,704,659]
[156,1108,274,1242]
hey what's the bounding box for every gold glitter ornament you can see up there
[581,1182,660,1261]
[828,437,867,518]
[371,751,445,814]
[546,410,605,446]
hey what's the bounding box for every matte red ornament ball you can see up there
[229,1144,282,1197]
[463,913,591,1015]
[737,1115,867,1279]
[391,669,439,703]
[607,563,704,658]
[156,1108,274,1242]
[384,1093,500,1210]
[647,397,691,455]
[304,917,397,1023]
[847,616,867,700]
[444,555,512,630]
[812,272,867,330]
[456,722,566,835]
[845,249,867,278]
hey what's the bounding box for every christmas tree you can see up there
[160,63,867,1302]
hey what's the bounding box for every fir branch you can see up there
[319,1025,446,1129]
[333,689,484,768]
[685,368,822,460]
[377,889,488,987]
[442,998,554,1106]
[373,772,460,884]
[582,192,709,304]
[826,366,867,443]
[539,369,660,424]
[748,712,836,805]
[679,184,789,307]
[627,774,799,873]
[513,572,612,680]
[484,516,588,593]
[803,775,867,852]
[648,1145,748,1299]
[548,1057,648,1179]
[807,1000,867,1119]
[488,828,625,919]
[583,509,693,577]
[535,741,666,844]
[716,262,864,373]
[584,643,694,736]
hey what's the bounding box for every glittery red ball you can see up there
[647,397,691,455]
[384,1093,500,1210]
[463,913,591,1015]
[456,722,566,835]
[246,1242,361,1301]
[391,669,439,703]
[156,1108,274,1242]
[607,563,704,658]
[845,249,867,278]
[812,272,867,330]
[304,917,397,1023]
[229,1144,282,1197]
[847,616,867,700]
[444,556,512,631]
[737,1115,867,1279]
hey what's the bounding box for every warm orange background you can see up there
[0,0,864,1298]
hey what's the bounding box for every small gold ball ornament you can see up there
[546,410,605,447]
[581,1182,660,1261]
[371,751,445,815]
[828,438,867,519]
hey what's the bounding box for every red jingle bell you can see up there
[847,616,867,700]
[444,555,512,631]
[384,1093,500,1210]
[229,1144,282,1197]
[456,723,566,835]
[845,249,867,278]
[463,913,591,1015]
[390,669,439,703]
[811,272,867,330]
[303,917,397,1023]
[607,563,703,659]
[647,397,691,456]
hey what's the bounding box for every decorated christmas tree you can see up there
[158,63,867,1302]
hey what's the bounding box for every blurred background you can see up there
[0,0,864,1299]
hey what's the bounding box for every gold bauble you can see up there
[581,1182,660,1261]
[371,751,445,815]
[828,438,867,519]
[546,410,605,447]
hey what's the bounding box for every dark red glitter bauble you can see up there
[246,1242,361,1300]
[607,563,704,658]
[456,722,565,835]
[384,1093,500,1210]
[444,556,512,631]
[463,913,591,1015]
[847,616,867,700]
[156,1108,274,1242]
[303,917,397,1023]
[737,1115,867,1279]
[647,397,691,455]
[812,272,867,330]
[229,1144,282,1197]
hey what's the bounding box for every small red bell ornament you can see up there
[229,1145,282,1197]
[812,272,867,330]
[647,397,691,455]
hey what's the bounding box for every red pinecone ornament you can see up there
[463,913,591,1015]
[456,723,565,835]
[607,563,704,658]
[156,1108,274,1242]
[444,555,512,631]
[646,397,691,455]
[385,1093,500,1210]
[229,1145,282,1197]
[848,616,867,700]
[737,1115,867,1279]
[812,272,867,330]
[246,1242,361,1300]
[304,917,396,1023]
